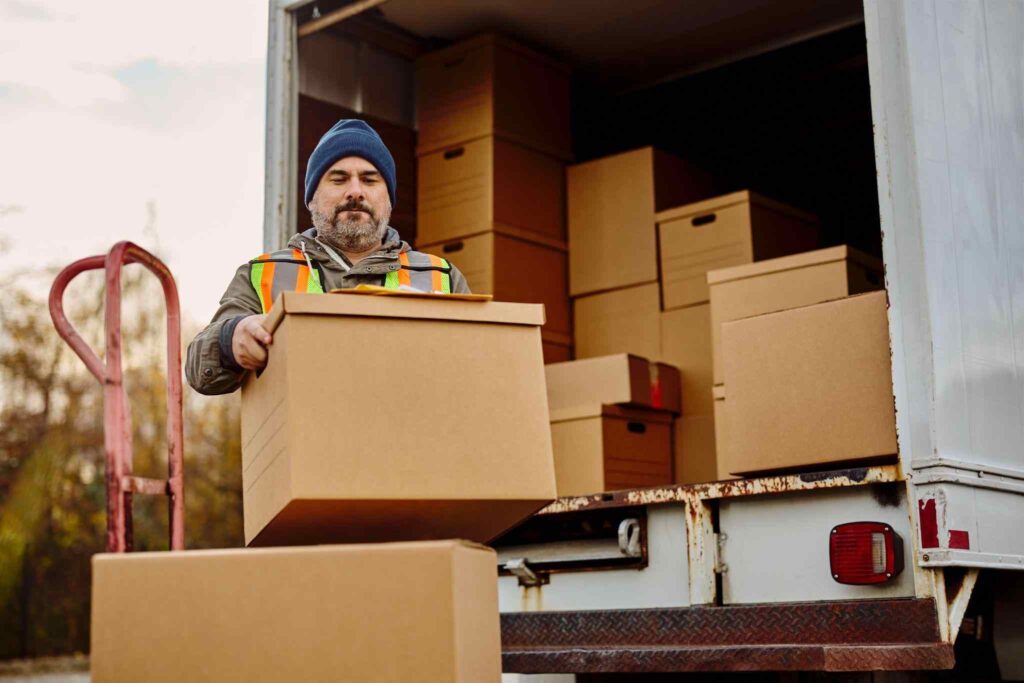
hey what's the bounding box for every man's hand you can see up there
[232,314,273,370]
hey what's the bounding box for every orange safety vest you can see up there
[248,248,452,313]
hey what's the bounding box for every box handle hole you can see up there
[443,147,465,160]
[627,422,647,434]
[692,213,717,227]
[442,241,464,254]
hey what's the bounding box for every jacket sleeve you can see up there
[448,263,472,294]
[185,263,263,395]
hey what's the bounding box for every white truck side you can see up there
[265,0,1024,677]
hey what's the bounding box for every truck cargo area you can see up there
[262,0,1024,678]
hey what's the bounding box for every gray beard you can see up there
[311,208,390,254]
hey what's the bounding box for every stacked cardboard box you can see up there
[707,245,884,472]
[93,291,556,681]
[568,161,822,483]
[415,34,573,362]
[545,354,681,496]
[718,291,897,476]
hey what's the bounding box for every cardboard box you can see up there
[574,282,661,361]
[659,303,713,415]
[708,245,883,385]
[546,354,681,415]
[425,230,570,338]
[91,541,500,682]
[658,190,819,310]
[417,136,565,246]
[674,413,718,485]
[549,405,673,496]
[416,34,570,160]
[720,291,898,476]
[568,147,717,296]
[241,291,557,546]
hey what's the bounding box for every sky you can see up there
[0,0,269,324]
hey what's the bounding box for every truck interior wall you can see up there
[571,24,881,259]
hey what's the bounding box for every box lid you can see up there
[264,290,545,333]
[655,190,817,224]
[414,32,571,74]
[706,245,882,286]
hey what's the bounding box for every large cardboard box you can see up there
[546,354,682,415]
[659,303,713,416]
[658,190,819,310]
[567,147,717,296]
[708,245,883,385]
[550,405,673,496]
[417,136,565,246]
[241,291,557,546]
[425,230,570,338]
[91,541,500,682]
[416,34,570,160]
[574,282,661,361]
[720,291,898,476]
[675,413,718,485]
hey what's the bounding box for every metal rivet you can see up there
[833,574,839,579]
[203,368,213,377]
[923,554,930,562]
[886,573,892,578]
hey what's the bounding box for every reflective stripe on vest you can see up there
[383,251,452,294]
[249,249,324,313]
[249,248,451,314]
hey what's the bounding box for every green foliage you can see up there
[0,262,243,659]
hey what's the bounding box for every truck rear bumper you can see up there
[501,599,954,673]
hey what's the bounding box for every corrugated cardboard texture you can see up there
[675,413,718,485]
[242,293,556,546]
[415,34,570,159]
[659,303,713,415]
[574,283,661,360]
[720,291,898,476]
[91,541,500,682]
[550,406,673,496]
[657,191,819,309]
[416,136,565,246]
[545,353,681,414]
[708,245,883,384]
[567,147,716,296]
[425,231,570,337]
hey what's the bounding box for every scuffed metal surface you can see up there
[503,643,954,673]
[501,599,950,673]
[537,465,903,515]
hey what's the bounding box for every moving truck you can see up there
[265,0,1024,678]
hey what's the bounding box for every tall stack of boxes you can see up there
[414,34,574,363]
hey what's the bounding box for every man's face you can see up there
[309,156,391,253]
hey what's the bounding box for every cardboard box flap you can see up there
[655,190,818,224]
[706,245,882,285]
[264,290,545,333]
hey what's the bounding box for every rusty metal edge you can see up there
[540,464,903,514]
[502,643,953,673]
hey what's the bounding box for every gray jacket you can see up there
[185,227,471,395]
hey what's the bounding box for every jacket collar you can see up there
[287,226,410,265]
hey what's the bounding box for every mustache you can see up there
[333,200,375,219]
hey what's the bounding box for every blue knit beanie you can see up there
[304,119,397,208]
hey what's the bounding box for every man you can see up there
[186,119,471,395]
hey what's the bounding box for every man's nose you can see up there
[344,179,365,201]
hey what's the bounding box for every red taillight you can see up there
[829,522,904,585]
